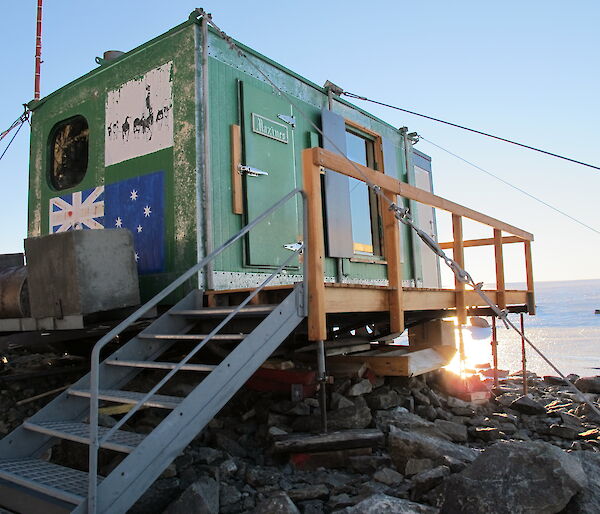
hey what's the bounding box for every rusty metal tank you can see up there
[0,266,30,318]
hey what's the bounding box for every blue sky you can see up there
[1,1,599,284]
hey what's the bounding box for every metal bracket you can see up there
[238,165,268,177]
[277,114,296,128]
[323,80,344,96]
[283,242,303,253]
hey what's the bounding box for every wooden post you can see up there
[520,313,528,395]
[303,148,327,341]
[493,229,506,310]
[382,192,404,334]
[452,214,467,325]
[524,241,536,315]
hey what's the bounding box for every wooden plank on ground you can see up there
[272,429,384,454]
[329,347,455,377]
[326,360,368,378]
[295,338,372,356]
[99,404,148,416]
[290,448,372,471]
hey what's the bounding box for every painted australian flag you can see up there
[104,171,165,275]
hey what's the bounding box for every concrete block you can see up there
[25,229,140,318]
[408,319,456,351]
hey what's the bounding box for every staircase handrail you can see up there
[87,187,308,512]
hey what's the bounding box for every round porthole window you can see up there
[49,116,89,190]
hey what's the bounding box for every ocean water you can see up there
[495,279,600,377]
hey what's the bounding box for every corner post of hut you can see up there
[302,147,328,432]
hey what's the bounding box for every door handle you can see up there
[238,165,269,177]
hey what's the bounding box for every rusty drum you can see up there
[0,266,30,318]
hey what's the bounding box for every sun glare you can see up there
[445,319,493,378]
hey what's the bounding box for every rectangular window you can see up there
[345,126,381,256]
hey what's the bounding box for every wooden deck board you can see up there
[205,283,529,313]
[324,286,528,313]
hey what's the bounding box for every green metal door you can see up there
[241,81,298,268]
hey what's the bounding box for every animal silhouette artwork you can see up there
[105,62,174,166]
[121,116,130,141]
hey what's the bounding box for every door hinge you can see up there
[238,165,269,177]
[277,114,296,128]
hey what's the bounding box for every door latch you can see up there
[238,165,269,177]
[283,241,304,253]
[277,114,296,128]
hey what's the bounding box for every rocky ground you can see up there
[2,349,600,514]
[0,349,87,437]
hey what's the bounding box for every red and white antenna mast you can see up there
[34,0,43,100]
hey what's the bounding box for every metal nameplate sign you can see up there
[251,113,289,144]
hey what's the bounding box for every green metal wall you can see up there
[26,16,422,302]
[206,27,418,287]
[27,22,198,299]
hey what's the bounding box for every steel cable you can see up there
[342,91,600,172]
[420,136,600,237]
[0,119,25,162]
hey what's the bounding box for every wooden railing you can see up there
[302,147,535,342]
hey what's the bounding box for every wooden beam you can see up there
[272,429,384,454]
[312,147,533,240]
[303,148,327,341]
[324,287,388,313]
[230,124,243,215]
[403,288,529,311]
[524,240,536,314]
[323,285,530,313]
[493,229,506,309]
[382,192,404,333]
[438,235,524,249]
[452,214,467,325]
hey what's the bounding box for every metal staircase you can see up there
[0,189,308,513]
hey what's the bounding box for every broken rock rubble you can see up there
[17,365,600,513]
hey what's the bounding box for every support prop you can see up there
[491,316,499,389]
[520,312,528,395]
[316,339,328,433]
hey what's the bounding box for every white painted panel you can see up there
[415,165,441,288]
[105,62,173,166]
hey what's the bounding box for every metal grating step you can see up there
[23,421,145,454]
[68,388,183,409]
[0,458,102,505]
[138,333,246,341]
[105,359,216,372]
[170,305,275,318]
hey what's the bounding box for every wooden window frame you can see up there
[344,119,385,260]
